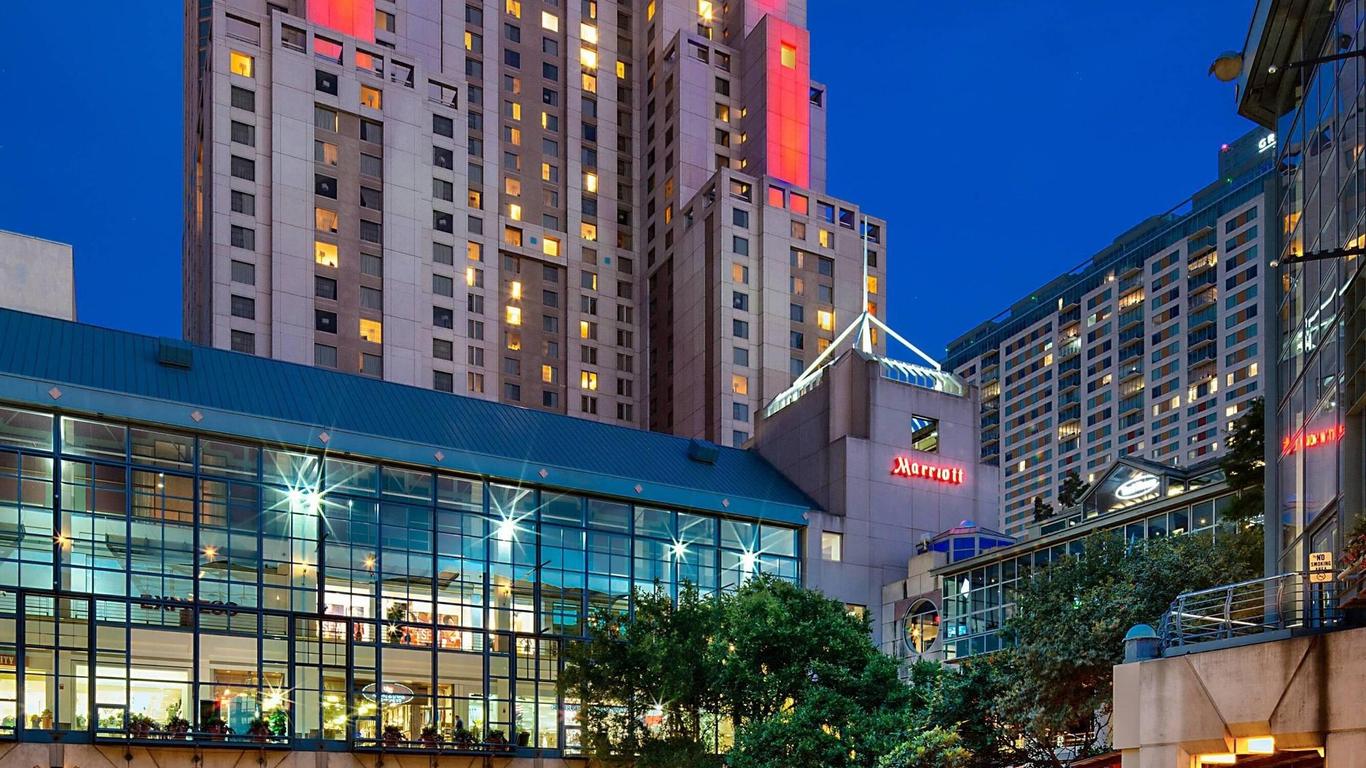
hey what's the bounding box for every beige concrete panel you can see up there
[1185,635,1311,734]
[1325,729,1366,768]
[1138,656,1231,754]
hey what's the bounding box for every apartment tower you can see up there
[184,0,886,442]
[945,130,1274,536]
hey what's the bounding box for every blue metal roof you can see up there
[0,309,816,524]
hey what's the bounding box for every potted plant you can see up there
[381,723,405,747]
[267,707,289,738]
[128,713,157,739]
[40,709,53,731]
[1341,515,1366,580]
[514,708,530,747]
[247,717,271,743]
[27,714,39,729]
[452,726,473,747]
[164,701,189,739]
[420,724,440,748]
[202,715,228,741]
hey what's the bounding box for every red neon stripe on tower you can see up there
[765,17,810,188]
[308,0,376,43]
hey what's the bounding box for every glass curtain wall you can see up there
[0,405,801,750]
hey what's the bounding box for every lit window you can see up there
[314,242,338,268]
[580,222,598,241]
[506,332,521,350]
[504,226,523,246]
[508,203,523,221]
[819,229,833,248]
[581,23,599,44]
[510,102,523,120]
[821,531,842,562]
[466,267,478,286]
[616,60,627,79]
[229,51,254,78]
[579,320,591,338]
[767,186,785,207]
[315,208,339,233]
[507,126,522,145]
[867,276,879,295]
[817,310,835,332]
[780,42,797,69]
[506,0,521,17]
[584,172,599,193]
[359,319,383,344]
[542,237,561,257]
[360,85,382,109]
[581,370,599,390]
[541,11,559,31]
[647,0,656,20]
[506,306,522,325]
[731,374,748,395]
[698,0,715,22]
[582,72,598,93]
[464,31,476,50]
[542,364,555,383]
[510,280,522,300]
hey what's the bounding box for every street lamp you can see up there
[1209,37,1364,82]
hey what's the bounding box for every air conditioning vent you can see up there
[157,339,193,369]
[687,438,719,465]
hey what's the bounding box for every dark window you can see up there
[434,146,454,168]
[230,225,255,250]
[230,260,255,285]
[434,371,454,392]
[360,220,382,243]
[315,310,337,334]
[360,186,383,210]
[315,344,338,367]
[230,86,255,111]
[434,210,454,233]
[230,121,255,146]
[230,190,255,215]
[315,276,337,299]
[231,156,255,181]
[733,292,749,311]
[230,295,256,319]
[434,306,454,329]
[433,339,453,360]
[315,70,338,94]
[361,120,383,143]
[434,114,454,137]
[230,330,255,353]
[315,175,337,198]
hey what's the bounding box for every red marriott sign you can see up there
[890,456,965,485]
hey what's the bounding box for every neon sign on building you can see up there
[890,456,965,485]
[1281,424,1344,455]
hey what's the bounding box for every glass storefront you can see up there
[1271,0,1365,576]
[0,404,801,750]
[938,493,1233,660]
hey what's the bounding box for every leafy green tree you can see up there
[1220,397,1265,522]
[560,585,721,767]
[878,726,973,768]
[998,531,1261,763]
[902,660,1018,768]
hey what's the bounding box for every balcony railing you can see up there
[1159,572,1342,652]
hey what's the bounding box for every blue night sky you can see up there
[0,1,1256,357]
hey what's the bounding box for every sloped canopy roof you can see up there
[0,309,816,523]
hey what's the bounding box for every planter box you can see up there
[1339,563,1366,609]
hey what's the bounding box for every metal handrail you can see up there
[1159,572,1341,650]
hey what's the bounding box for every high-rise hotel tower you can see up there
[185,0,887,443]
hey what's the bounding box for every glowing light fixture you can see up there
[1197,755,1237,765]
[739,550,757,572]
[203,546,219,561]
[671,541,688,559]
[1239,736,1275,754]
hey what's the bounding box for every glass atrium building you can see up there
[0,310,809,756]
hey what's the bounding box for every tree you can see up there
[562,576,911,768]
[878,727,973,768]
[1031,496,1054,523]
[1220,397,1265,522]
[996,531,1261,764]
[559,585,722,767]
[1057,471,1089,509]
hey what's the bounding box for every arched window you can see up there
[903,600,939,655]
